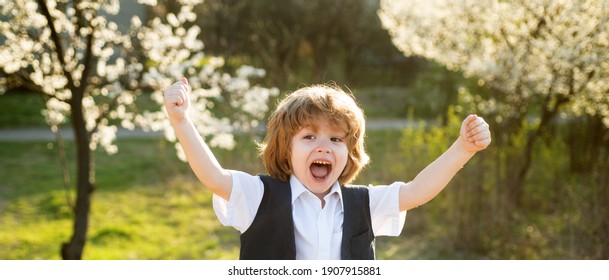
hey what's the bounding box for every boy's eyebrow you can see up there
[329,124,349,136]
[297,125,347,137]
[299,125,317,133]
[335,132,350,140]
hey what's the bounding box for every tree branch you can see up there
[73,0,96,94]
[36,0,76,94]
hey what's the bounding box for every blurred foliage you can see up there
[379,106,609,259]
[150,0,418,89]
[0,90,47,128]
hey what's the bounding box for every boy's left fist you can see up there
[460,114,491,153]
[164,77,190,124]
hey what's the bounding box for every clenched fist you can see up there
[459,114,491,153]
[164,77,190,124]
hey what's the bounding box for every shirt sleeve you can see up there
[368,182,407,236]
[212,170,264,233]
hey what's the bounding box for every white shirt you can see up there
[213,170,407,260]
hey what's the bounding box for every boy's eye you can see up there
[331,137,343,142]
[304,135,315,140]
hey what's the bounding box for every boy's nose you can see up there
[316,145,331,154]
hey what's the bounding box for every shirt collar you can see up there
[289,175,343,204]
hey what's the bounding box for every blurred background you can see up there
[1,0,608,260]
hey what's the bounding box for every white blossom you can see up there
[137,0,157,6]
[380,0,609,126]
[1,0,278,159]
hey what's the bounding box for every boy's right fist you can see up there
[164,77,190,123]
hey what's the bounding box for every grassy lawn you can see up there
[0,131,438,260]
[0,138,244,260]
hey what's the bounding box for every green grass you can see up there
[0,138,246,260]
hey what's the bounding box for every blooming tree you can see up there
[0,0,277,259]
[379,0,609,203]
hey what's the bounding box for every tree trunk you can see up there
[509,95,566,206]
[37,0,96,260]
[509,114,549,206]
[61,95,94,260]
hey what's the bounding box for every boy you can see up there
[164,78,491,259]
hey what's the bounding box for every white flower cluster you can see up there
[379,0,609,126]
[1,0,277,158]
[133,2,278,154]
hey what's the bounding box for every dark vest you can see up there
[239,175,375,260]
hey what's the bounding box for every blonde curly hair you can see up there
[258,84,370,184]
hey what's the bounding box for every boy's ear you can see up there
[285,158,292,172]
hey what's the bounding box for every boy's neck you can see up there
[290,175,339,209]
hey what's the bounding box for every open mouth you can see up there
[310,160,332,181]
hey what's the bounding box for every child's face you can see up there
[290,122,349,199]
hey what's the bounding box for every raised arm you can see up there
[164,78,232,200]
[399,115,491,211]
